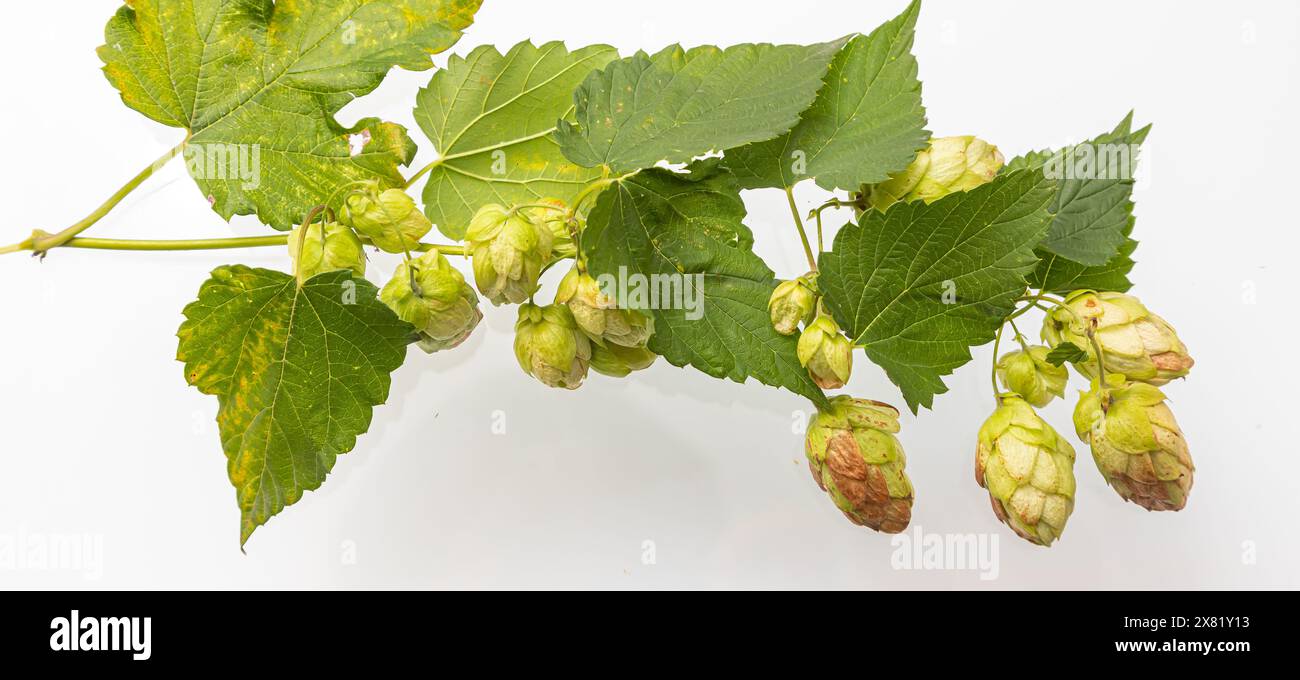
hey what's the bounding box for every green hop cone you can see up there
[797,313,853,390]
[530,198,577,260]
[805,396,913,533]
[379,251,483,354]
[996,346,1069,408]
[466,204,554,306]
[768,275,818,336]
[590,343,657,378]
[863,135,1005,211]
[1074,377,1194,511]
[514,303,591,389]
[555,268,654,348]
[338,181,432,254]
[1042,290,1194,386]
[288,221,366,281]
[976,396,1077,546]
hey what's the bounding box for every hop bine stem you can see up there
[1,234,467,256]
[3,139,188,257]
[990,321,1008,400]
[784,187,818,271]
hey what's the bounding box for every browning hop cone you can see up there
[1042,290,1194,386]
[805,396,913,533]
[976,395,1077,546]
[1074,377,1194,511]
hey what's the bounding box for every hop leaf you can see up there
[177,267,411,546]
[414,41,618,240]
[818,170,1058,412]
[99,0,482,229]
[557,39,847,172]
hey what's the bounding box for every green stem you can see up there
[1085,325,1110,382]
[12,139,188,256]
[991,322,1008,400]
[1007,317,1031,351]
[569,175,620,215]
[8,234,467,256]
[294,206,328,285]
[784,187,817,271]
[1019,293,1067,307]
[814,206,825,253]
[510,203,568,215]
[404,159,440,190]
[52,236,291,251]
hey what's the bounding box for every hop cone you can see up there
[863,136,1005,211]
[976,396,1077,546]
[514,303,591,389]
[996,346,1068,408]
[768,275,818,336]
[380,251,482,354]
[797,313,853,390]
[590,343,657,378]
[1074,377,1194,511]
[288,221,366,281]
[338,181,431,254]
[555,268,654,348]
[467,204,553,306]
[1042,290,1193,386]
[805,396,913,533]
[530,198,577,260]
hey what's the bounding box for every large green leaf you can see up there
[1006,113,1151,266]
[413,41,618,239]
[724,0,928,191]
[177,266,412,545]
[556,39,848,173]
[818,171,1057,412]
[583,163,827,406]
[99,0,481,229]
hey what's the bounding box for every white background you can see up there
[1,0,1297,589]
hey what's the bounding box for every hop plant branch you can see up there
[1,140,188,257]
[1,234,467,256]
